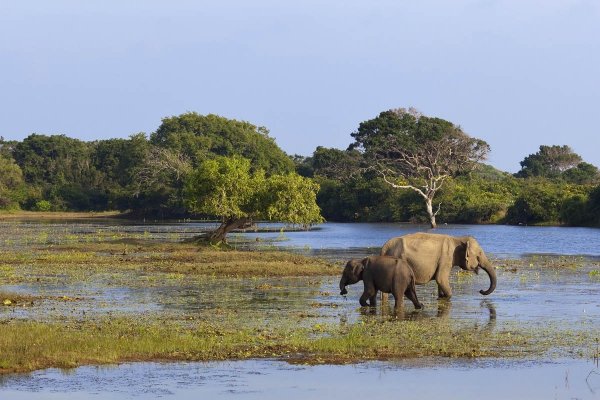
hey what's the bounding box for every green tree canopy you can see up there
[92,133,149,187]
[561,162,600,185]
[91,133,152,211]
[150,113,294,174]
[13,134,98,187]
[587,185,600,225]
[0,155,26,209]
[12,134,104,210]
[349,108,490,228]
[516,145,583,179]
[504,178,588,225]
[184,156,323,243]
[311,146,362,179]
[437,172,518,224]
[560,183,600,226]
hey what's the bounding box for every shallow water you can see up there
[2,253,599,332]
[2,359,599,400]
[2,263,599,329]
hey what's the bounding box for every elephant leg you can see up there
[360,280,376,307]
[380,292,388,303]
[393,293,405,310]
[359,292,370,307]
[405,286,423,309]
[369,292,377,307]
[436,277,452,299]
[360,285,376,307]
[392,300,405,319]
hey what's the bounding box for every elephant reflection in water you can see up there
[358,299,497,331]
[357,299,451,319]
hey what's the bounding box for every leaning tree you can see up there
[184,155,323,243]
[350,108,490,228]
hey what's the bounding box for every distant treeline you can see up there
[298,149,600,226]
[1,112,599,227]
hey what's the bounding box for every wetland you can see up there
[0,218,599,398]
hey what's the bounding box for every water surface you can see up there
[3,220,600,258]
[235,222,600,259]
[2,359,599,400]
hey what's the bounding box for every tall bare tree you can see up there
[350,108,490,228]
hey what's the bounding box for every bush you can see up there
[34,200,52,212]
[505,179,589,225]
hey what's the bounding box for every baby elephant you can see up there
[339,256,423,310]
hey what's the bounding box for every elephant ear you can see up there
[353,257,368,277]
[465,238,478,270]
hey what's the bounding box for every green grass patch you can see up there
[1,316,593,374]
[0,243,338,281]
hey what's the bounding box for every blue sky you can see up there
[1,0,598,172]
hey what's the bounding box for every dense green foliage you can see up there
[0,113,299,219]
[298,147,599,227]
[1,111,599,227]
[515,145,599,185]
[184,156,323,241]
[0,154,27,209]
[516,145,580,178]
[12,134,101,210]
[151,112,294,174]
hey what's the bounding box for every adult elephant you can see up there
[380,233,496,298]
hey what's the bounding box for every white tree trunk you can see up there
[425,198,437,229]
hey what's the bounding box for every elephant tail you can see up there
[409,269,417,296]
[407,265,423,309]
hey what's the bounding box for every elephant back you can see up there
[381,233,446,258]
[380,236,405,258]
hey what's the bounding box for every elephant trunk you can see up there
[479,260,496,296]
[340,277,348,295]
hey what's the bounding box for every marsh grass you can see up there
[0,242,338,281]
[524,255,590,270]
[0,211,124,220]
[2,316,593,374]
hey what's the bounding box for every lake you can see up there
[234,222,600,259]
[6,219,599,257]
